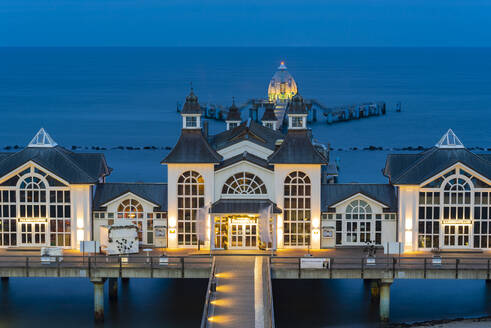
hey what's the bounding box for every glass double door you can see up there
[19,222,47,246]
[443,224,470,248]
[229,222,257,249]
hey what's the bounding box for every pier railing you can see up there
[270,256,491,280]
[0,255,213,279]
[200,257,217,328]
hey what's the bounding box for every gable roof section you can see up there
[162,129,222,164]
[211,119,284,152]
[384,147,491,185]
[321,184,397,212]
[215,151,274,171]
[93,183,168,211]
[268,129,327,164]
[0,146,110,184]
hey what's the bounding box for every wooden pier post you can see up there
[108,278,118,302]
[379,279,393,322]
[1,277,9,282]
[92,278,106,322]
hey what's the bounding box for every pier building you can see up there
[0,99,488,254]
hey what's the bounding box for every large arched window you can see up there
[117,198,144,242]
[222,172,267,195]
[15,167,71,247]
[19,175,47,218]
[345,200,373,244]
[117,199,143,219]
[177,171,204,246]
[283,171,311,247]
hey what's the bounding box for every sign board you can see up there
[300,258,330,269]
[383,242,403,255]
[80,241,100,254]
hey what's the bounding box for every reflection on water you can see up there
[273,279,491,327]
[0,278,206,328]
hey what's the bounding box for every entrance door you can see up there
[229,222,257,249]
[443,224,470,248]
[20,223,47,246]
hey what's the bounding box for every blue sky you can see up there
[1,0,490,46]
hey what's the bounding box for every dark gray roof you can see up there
[268,130,327,164]
[384,147,491,185]
[162,129,222,164]
[211,119,284,151]
[287,94,308,115]
[211,199,282,214]
[226,103,242,121]
[261,104,278,122]
[93,183,168,211]
[0,146,110,184]
[181,89,202,115]
[321,184,397,212]
[215,151,273,171]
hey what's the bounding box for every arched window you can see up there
[443,177,472,220]
[345,200,373,244]
[19,175,47,218]
[346,200,372,219]
[117,198,144,242]
[15,167,71,247]
[117,199,143,219]
[177,171,204,246]
[222,172,267,195]
[283,171,311,247]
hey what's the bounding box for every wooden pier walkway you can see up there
[206,256,274,328]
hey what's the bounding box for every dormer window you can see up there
[184,116,199,129]
[228,122,239,130]
[264,122,275,130]
[289,115,306,129]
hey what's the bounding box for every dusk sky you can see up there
[1,0,491,46]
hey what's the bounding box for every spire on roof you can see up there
[28,128,57,148]
[436,129,464,149]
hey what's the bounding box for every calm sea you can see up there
[0,47,490,327]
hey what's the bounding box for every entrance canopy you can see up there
[211,199,282,214]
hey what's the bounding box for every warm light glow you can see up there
[405,231,412,246]
[76,229,84,243]
[215,272,233,279]
[312,217,320,229]
[169,216,177,228]
[77,218,84,229]
[216,284,236,293]
[210,299,233,307]
[405,216,412,230]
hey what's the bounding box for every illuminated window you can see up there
[291,116,304,128]
[177,171,204,246]
[117,199,144,242]
[283,171,311,247]
[222,172,267,195]
[419,167,491,249]
[117,199,143,219]
[344,200,379,244]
